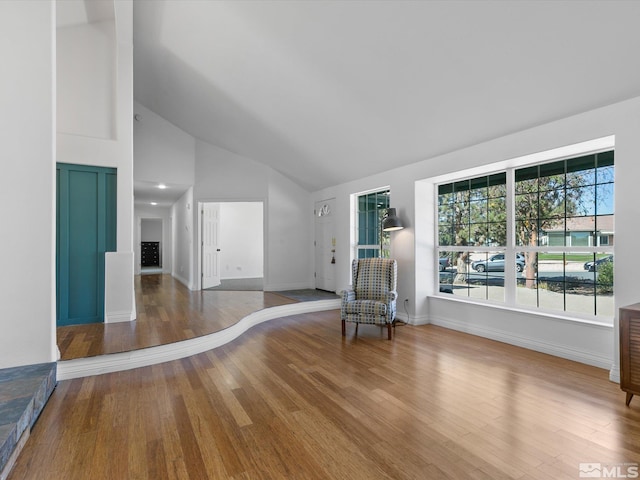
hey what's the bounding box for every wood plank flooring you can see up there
[57,274,297,360]
[11,309,640,479]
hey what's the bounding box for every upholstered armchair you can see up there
[341,258,398,340]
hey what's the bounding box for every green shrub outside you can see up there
[597,262,614,294]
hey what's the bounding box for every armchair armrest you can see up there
[341,289,356,304]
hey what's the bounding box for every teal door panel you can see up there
[57,163,117,326]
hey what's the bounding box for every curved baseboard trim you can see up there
[57,299,341,381]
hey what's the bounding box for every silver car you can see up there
[471,254,525,273]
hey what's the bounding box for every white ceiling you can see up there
[130,1,640,192]
[133,180,190,209]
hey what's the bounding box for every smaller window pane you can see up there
[469,177,488,201]
[538,188,564,219]
[438,191,453,207]
[566,186,595,216]
[453,179,470,194]
[566,154,596,187]
[470,199,487,223]
[358,228,366,245]
[516,252,538,308]
[539,161,565,191]
[358,195,367,212]
[543,219,565,246]
[466,251,506,302]
[488,172,507,193]
[377,191,390,210]
[597,150,614,168]
[515,166,538,193]
[469,223,488,246]
[596,183,614,216]
[487,222,506,246]
[438,183,453,197]
[488,197,506,222]
[595,214,614,243]
[515,219,540,247]
[439,224,454,246]
[438,203,453,224]
[597,163,614,185]
[596,252,614,317]
[515,193,538,220]
[452,224,470,245]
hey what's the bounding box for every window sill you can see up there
[428,293,614,329]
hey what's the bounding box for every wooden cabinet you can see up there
[141,242,160,267]
[620,303,640,406]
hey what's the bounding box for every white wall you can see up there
[172,188,194,288]
[219,203,263,280]
[133,101,195,187]
[266,169,314,290]
[0,1,56,368]
[313,95,640,377]
[57,20,115,139]
[141,218,162,242]
[194,140,313,291]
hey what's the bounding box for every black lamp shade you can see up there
[382,208,404,231]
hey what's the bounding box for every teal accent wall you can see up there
[56,163,117,326]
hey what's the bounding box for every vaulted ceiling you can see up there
[133,1,640,192]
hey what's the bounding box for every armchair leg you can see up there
[355,323,358,335]
[342,319,345,336]
[387,323,392,340]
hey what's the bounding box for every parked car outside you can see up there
[583,255,613,272]
[471,253,525,273]
[438,256,450,271]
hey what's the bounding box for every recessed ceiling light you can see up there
[157,183,167,189]
[150,202,157,206]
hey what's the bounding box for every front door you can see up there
[201,202,221,289]
[56,163,117,326]
[315,198,336,292]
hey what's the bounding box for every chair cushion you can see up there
[344,299,388,317]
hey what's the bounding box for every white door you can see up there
[201,203,221,289]
[314,199,336,292]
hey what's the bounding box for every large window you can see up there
[437,150,614,319]
[356,189,390,258]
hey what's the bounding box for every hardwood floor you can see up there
[11,309,640,479]
[57,274,297,360]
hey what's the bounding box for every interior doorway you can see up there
[199,201,264,290]
[140,218,163,274]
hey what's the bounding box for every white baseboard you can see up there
[609,366,621,384]
[58,299,341,380]
[172,272,192,290]
[395,313,429,325]
[105,310,134,323]
[431,314,612,370]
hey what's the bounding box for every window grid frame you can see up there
[436,150,614,320]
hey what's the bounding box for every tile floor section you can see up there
[0,363,56,477]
